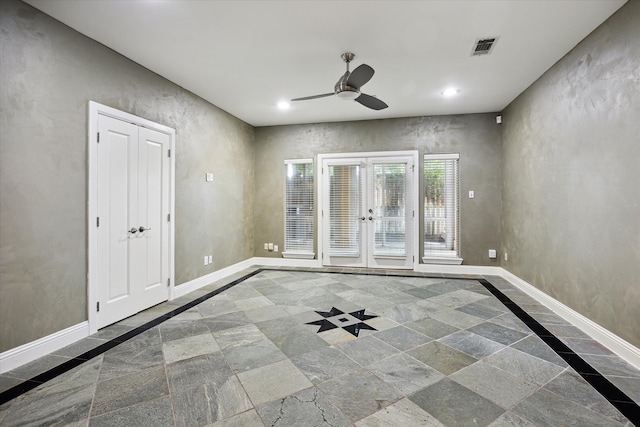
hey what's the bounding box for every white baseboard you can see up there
[416,263,503,276]
[499,268,640,370]
[250,256,322,268]
[173,258,258,298]
[0,321,89,374]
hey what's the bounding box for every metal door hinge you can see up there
[96,217,100,227]
[96,302,100,312]
[412,210,415,218]
[168,149,171,158]
[167,213,171,222]
[97,132,100,143]
[167,278,170,287]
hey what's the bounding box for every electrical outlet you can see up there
[268,243,274,251]
[208,255,213,264]
[264,243,269,250]
[203,256,208,266]
[504,252,508,261]
[274,245,278,252]
[488,249,497,259]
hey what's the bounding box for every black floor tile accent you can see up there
[478,278,640,426]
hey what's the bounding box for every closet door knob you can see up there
[139,226,151,233]
[129,228,138,234]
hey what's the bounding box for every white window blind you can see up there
[328,164,362,255]
[283,160,314,258]
[423,154,462,264]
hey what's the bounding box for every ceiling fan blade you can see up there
[355,93,388,110]
[291,93,335,101]
[347,64,374,89]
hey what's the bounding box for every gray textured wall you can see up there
[254,115,503,266]
[0,0,254,352]
[501,1,640,347]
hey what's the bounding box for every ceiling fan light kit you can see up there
[291,52,388,110]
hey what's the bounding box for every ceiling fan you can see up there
[291,53,388,110]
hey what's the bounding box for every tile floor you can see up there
[1,267,639,426]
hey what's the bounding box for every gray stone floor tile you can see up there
[159,318,211,343]
[484,346,565,386]
[208,409,265,427]
[402,287,439,299]
[89,395,175,427]
[198,298,241,318]
[468,321,529,345]
[427,289,489,309]
[543,323,591,339]
[512,388,627,426]
[335,335,400,366]
[562,337,615,356]
[456,301,505,320]
[450,360,538,409]
[367,353,445,394]
[1,358,101,426]
[317,368,403,423]
[203,310,254,333]
[52,337,109,359]
[407,341,478,375]
[354,398,445,426]
[439,330,506,359]
[172,376,252,426]
[166,352,233,394]
[99,328,164,381]
[2,354,70,380]
[237,359,312,406]
[256,316,329,358]
[405,317,460,339]
[162,333,220,364]
[375,301,438,324]
[290,346,360,384]
[429,307,484,329]
[582,354,640,378]
[487,411,537,426]
[91,366,169,416]
[510,335,569,367]
[545,370,630,423]
[257,386,349,427]
[372,325,431,351]
[212,324,287,372]
[243,304,290,323]
[608,375,640,403]
[0,375,22,393]
[409,378,504,426]
[490,312,533,334]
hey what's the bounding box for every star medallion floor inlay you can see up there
[306,307,378,337]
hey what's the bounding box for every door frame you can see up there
[317,150,419,270]
[87,101,176,335]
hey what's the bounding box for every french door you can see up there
[321,153,416,269]
[95,114,170,328]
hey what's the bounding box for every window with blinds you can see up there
[423,154,462,264]
[283,160,315,259]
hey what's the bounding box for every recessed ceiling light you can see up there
[441,88,459,97]
[277,101,290,110]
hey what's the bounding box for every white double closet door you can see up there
[96,115,170,329]
[322,153,416,269]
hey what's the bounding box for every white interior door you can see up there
[322,154,415,269]
[96,115,170,328]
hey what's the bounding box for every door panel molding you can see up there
[88,101,176,335]
[318,151,419,270]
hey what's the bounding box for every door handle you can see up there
[129,227,138,234]
[360,216,366,221]
[139,226,151,233]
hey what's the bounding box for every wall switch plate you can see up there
[264,243,269,250]
[488,249,497,258]
[205,173,213,182]
[274,245,278,252]
[469,190,475,199]
[204,256,209,265]
[504,252,508,261]
[268,243,274,251]
[208,255,213,264]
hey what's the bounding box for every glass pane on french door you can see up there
[328,163,362,256]
[372,163,406,257]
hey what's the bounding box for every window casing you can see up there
[423,154,462,264]
[283,160,315,259]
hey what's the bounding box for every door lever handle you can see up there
[368,216,373,221]
[139,226,151,233]
[129,227,138,234]
[360,216,366,221]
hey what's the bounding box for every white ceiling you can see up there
[25,0,626,127]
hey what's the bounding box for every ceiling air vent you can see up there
[471,37,498,56]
